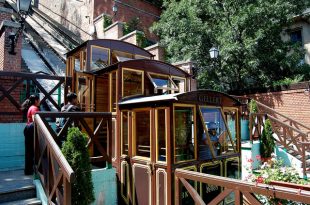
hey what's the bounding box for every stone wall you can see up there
[37,0,93,41]
[94,0,160,41]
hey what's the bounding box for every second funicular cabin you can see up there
[66,39,241,205]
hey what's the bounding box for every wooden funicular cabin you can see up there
[66,39,242,205]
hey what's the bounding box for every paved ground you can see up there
[0,170,33,194]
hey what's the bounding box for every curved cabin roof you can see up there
[92,59,191,78]
[118,90,241,107]
[66,39,154,58]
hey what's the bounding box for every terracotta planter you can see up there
[270,180,310,191]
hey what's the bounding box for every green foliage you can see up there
[272,74,304,87]
[260,119,275,158]
[249,99,258,113]
[152,0,309,91]
[123,17,140,35]
[62,127,94,205]
[103,14,113,29]
[136,32,154,48]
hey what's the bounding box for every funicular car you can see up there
[66,39,242,205]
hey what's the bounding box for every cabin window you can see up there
[133,110,151,158]
[110,71,117,112]
[112,50,133,63]
[156,108,167,162]
[172,77,186,93]
[74,53,81,71]
[174,105,196,163]
[90,46,110,70]
[198,107,236,159]
[121,111,129,155]
[122,68,144,97]
[77,77,89,111]
[147,73,178,94]
[224,108,238,151]
[81,50,87,71]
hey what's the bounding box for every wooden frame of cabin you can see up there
[66,39,242,205]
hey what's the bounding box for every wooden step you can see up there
[0,170,36,203]
[0,198,41,205]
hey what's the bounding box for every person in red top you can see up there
[21,95,40,175]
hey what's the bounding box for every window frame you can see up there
[122,68,144,97]
[132,108,152,160]
[147,72,179,94]
[173,103,197,164]
[155,107,169,163]
[171,75,187,93]
[90,45,110,70]
[223,107,239,152]
[198,106,237,158]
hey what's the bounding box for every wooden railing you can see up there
[175,169,310,205]
[250,112,310,177]
[0,71,71,115]
[256,101,310,138]
[34,112,113,204]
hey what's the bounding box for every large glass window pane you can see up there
[134,110,150,158]
[123,69,143,97]
[224,109,238,150]
[91,46,109,70]
[174,106,195,162]
[157,109,166,162]
[122,111,129,155]
[199,107,235,160]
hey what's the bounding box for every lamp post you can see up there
[209,46,219,60]
[9,0,32,55]
[112,4,118,16]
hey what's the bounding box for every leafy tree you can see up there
[152,0,309,91]
[62,127,94,205]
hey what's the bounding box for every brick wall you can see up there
[246,89,310,127]
[0,76,24,123]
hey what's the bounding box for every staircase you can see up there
[250,101,310,177]
[0,170,41,205]
[0,124,41,204]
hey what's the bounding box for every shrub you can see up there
[249,99,258,113]
[62,127,94,205]
[260,119,275,158]
[103,14,113,29]
[123,17,140,35]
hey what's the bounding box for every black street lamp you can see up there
[209,46,219,59]
[9,0,32,55]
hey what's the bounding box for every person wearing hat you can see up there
[199,122,220,160]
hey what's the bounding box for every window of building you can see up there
[147,73,178,94]
[198,107,236,160]
[290,29,302,44]
[133,110,151,158]
[156,108,167,162]
[174,105,196,163]
[122,68,144,97]
[90,46,110,70]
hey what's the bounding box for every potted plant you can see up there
[260,119,275,162]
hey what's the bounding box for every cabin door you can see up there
[76,73,94,112]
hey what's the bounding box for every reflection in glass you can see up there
[157,109,166,162]
[148,73,178,94]
[91,46,109,70]
[174,106,195,162]
[199,107,235,160]
[122,111,129,155]
[112,50,133,64]
[134,110,150,158]
[123,69,143,97]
